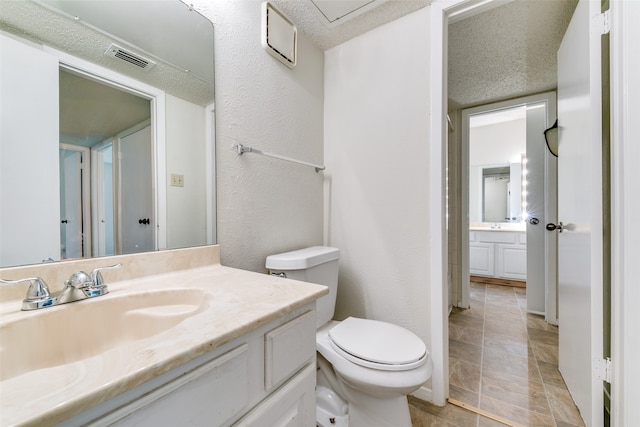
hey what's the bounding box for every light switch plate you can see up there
[170,173,184,187]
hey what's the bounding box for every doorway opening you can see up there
[458,93,557,322]
[58,66,152,260]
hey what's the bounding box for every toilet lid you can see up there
[328,317,427,371]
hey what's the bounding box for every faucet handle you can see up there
[0,277,51,307]
[91,263,122,288]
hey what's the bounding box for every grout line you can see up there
[449,398,528,427]
[477,282,487,427]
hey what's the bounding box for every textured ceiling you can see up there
[0,0,214,106]
[270,0,430,50]
[448,0,578,109]
[60,70,151,147]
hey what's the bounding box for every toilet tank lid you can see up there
[266,246,339,270]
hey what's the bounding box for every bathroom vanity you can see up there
[0,246,326,427]
[469,228,526,281]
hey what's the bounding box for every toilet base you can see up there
[344,394,411,427]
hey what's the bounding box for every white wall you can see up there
[324,7,431,352]
[165,94,207,249]
[469,118,526,167]
[0,34,60,266]
[193,1,325,272]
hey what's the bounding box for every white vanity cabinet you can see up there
[63,305,317,427]
[469,230,526,281]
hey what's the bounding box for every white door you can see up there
[59,148,83,259]
[118,124,154,254]
[525,102,552,315]
[557,1,604,425]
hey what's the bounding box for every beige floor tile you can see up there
[545,384,587,426]
[481,369,551,416]
[449,323,484,347]
[528,328,560,346]
[482,334,529,358]
[449,357,482,393]
[409,397,479,427]
[418,282,588,427]
[449,339,483,366]
[484,319,529,342]
[449,384,479,408]
[537,360,567,388]
[530,340,559,365]
[527,314,559,333]
[479,394,556,427]
[450,312,484,332]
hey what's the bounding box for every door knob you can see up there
[546,222,564,232]
[528,217,539,225]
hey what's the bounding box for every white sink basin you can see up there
[0,288,207,381]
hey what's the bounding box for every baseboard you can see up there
[470,275,526,288]
[410,385,433,403]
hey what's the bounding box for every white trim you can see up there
[429,0,452,406]
[205,102,216,245]
[610,1,640,425]
[43,45,168,251]
[430,0,559,404]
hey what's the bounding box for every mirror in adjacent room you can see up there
[468,106,527,224]
[0,0,216,268]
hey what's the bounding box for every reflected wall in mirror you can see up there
[468,106,526,224]
[0,0,216,268]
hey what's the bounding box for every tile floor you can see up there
[409,281,586,427]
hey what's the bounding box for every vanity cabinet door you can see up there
[99,344,249,427]
[497,244,527,280]
[234,363,316,427]
[265,310,316,391]
[469,242,495,276]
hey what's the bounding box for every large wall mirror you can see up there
[0,0,216,268]
[468,107,527,224]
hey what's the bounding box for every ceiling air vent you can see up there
[104,44,156,71]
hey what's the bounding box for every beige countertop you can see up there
[469,223,526,232]
[0,246,327,426]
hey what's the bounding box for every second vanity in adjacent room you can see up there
[469,223,526,282]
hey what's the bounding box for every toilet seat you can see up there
[328,317,427,371]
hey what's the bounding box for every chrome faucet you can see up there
[1,263,122,310]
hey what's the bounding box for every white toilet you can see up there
[266,246,433,427]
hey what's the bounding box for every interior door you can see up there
[557,0,604,425]
[118,124,154,254]
[59,148,83,259]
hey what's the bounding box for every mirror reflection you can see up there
[469,107,526,224]
[0,0,216,268]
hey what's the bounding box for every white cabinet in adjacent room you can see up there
[469,230,526,281]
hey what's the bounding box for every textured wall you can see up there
[324,8,431,343]
[192,1,325,272]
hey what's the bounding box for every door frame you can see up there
[44,45,168,251]
[431,0,635,420]
[59,143,91,259]
[459,93,557,320]
[609,1,639,425]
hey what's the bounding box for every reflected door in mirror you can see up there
[118,125,154,254]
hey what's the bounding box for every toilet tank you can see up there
[266,246,339,328]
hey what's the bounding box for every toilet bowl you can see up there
[266,247,433,427]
